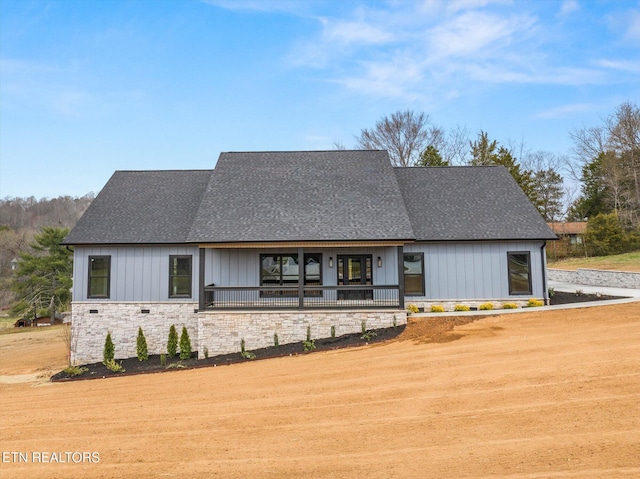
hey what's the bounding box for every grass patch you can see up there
[548,250,640,272]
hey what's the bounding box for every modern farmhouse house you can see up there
[62,150,556,363]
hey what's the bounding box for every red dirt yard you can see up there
[1,303,639,478]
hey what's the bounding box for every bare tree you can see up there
[606,101,640,213]
[355,110,442,167]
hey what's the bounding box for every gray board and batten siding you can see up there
[73,245,199,302]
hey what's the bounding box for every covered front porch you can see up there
[197,242,407,311]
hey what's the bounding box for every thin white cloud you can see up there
[596,58,640,74]
[535,103,594,119]
[200,0,309,15]
[559,0,580,17]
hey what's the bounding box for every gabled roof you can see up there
[186,150,415,243]
[63,151,556,245]
[394,166,557,241]
[62,170,213,245]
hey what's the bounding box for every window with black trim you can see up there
[88,256,111,298]
[260,253,322,296]
[507,252,532,295]
[169,255,192,298]
[404,253,425,295]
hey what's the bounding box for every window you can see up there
[507,252,532,295]
[169,255,192,298]
[88,256,110,298]
[260,253,321,296]
[404,253,424,296]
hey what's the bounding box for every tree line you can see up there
[349,103,640,256]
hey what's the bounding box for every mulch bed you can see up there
[51,291,627,382]
[51,326,406,382]
[550,290,625,305]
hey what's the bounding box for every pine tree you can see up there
[179,326,192,360]
[103,331,114,365]
[167,324,178,358]
[136,327,149,361]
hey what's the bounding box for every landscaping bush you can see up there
[179,326,192,360]
[167,324,178,358]
[479,302,494,311]
[240,338,256,359]
[527,299,544,307]
[104,358,125,373]
[136,327,149,361]
[502,303,518,309]
[103,331,114,365]
[430,305,445,313]
[407,304,419,313]
[454,304,470,312]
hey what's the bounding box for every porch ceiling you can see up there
[198,241,409,249]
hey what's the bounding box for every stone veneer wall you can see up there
[71,302,198,364]
[548,268,640,289]
[198,310,407,357]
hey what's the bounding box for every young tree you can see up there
[532,168,564,221]
[136,327,149,361]
[167,324,178,358]
[584,213,627,256]
[179,326,192,360]
[103,331,115,365]
[355,110,443,167]
[10,227,72,321]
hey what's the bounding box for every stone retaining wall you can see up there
[70,302,406,364]
[548,268,640,289]
[198,310,407,357]
[71,302,199,364]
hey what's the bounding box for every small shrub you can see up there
[361,330,377,341]
[407,304,419,314]
[166,362,186,369]
[306,325,312,342]
[527,299,544,307]
[203,347,209,359]
[330,325,336,338]
[273,332,279,347]
[303,339,316,352]
[104,359,125,373]
[167,324,178,358]
[393,315,397,328]
[103,331,115,365]
[575,289,584,296]
[63,365,88,377]
[160,353,167,366]
[136,327,149,361]
[548,287,555,298]
[502,303,518,309]
[240,338,256,359]
[179,326,192,360]
[454,304,470,312]
[479,302,494,311]
[430,305,445,313]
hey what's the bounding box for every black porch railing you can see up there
[202,285,402,310]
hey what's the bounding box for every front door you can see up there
[337,255,373,300]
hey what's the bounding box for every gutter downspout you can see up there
[540,241,549,305]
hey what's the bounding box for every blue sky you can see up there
[1,0,639,199]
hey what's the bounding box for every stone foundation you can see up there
[71,302,199,364]
[70,302,407,364]
[197,310,406,357]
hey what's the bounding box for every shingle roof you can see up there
[186,150,415,242]
[62,170,213,244]
[63,152,556,245]
[394,166,557,241]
